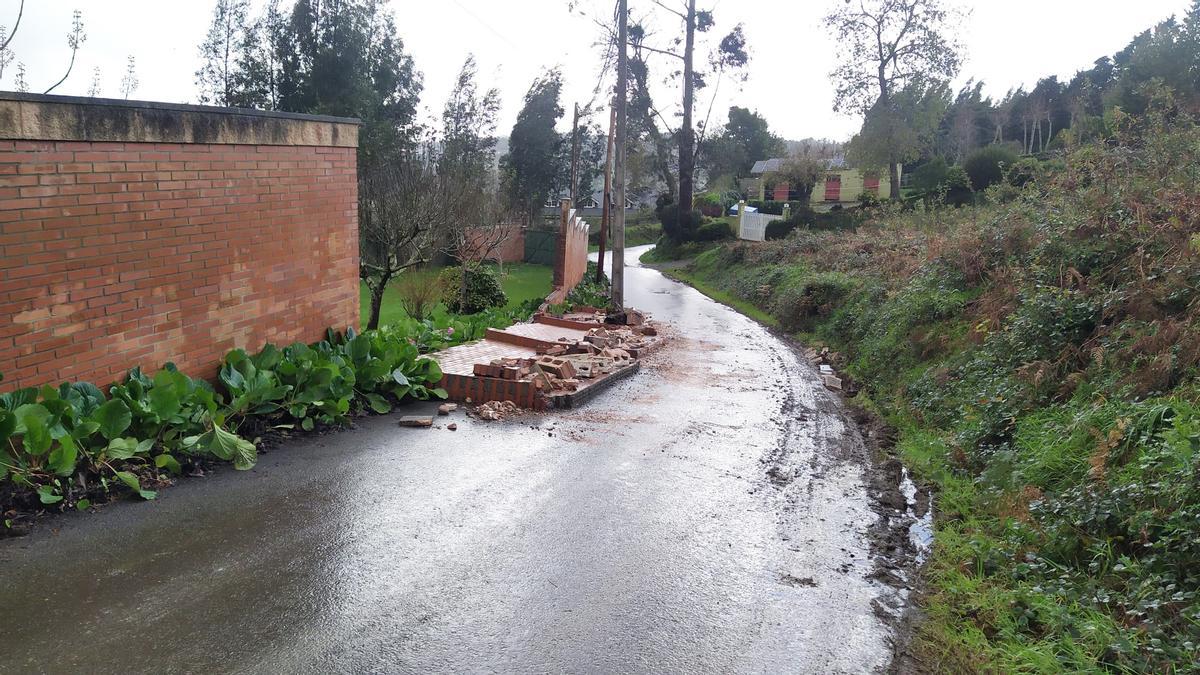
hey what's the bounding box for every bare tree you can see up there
[826,0,964,199]
[0,0,21,83]
[44,10,85,94]
[120,56,138,100]
[948,105,976,163]
[359,154,453,330]
[440,175,514,311]
[13,61,27,92]
[577,1,747,213]
[627,4,747,213]
[87,66,101,97]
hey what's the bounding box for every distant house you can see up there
[741,156,901,206]
[542,190,649,219]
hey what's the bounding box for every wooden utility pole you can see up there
[612,0,628,310]
[596,106,616,283]
[678,0,697,214]
[569,102,581,204]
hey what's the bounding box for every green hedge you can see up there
[439,265,508,314]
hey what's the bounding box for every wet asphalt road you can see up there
[0,246,895,674]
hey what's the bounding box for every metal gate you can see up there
[524,228,557,265]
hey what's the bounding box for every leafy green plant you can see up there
[562,261,611,309]
[2,316,461,518]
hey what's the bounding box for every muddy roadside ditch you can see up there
[647,256,935,674]
[775,332,934,675]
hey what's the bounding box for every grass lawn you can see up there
[359,262,553,330]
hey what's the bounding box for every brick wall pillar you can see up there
[553,198,571,288]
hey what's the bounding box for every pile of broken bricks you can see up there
[805,346,855,394]
[428,307,666,412]
[472,328,642,395]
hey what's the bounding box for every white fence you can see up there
[737,209,772,242]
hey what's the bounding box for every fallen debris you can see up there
[537,356,577,379]
[429,308,665,412]
[398,416,434,428]
[447,423,458,431]
[473,400,520,421]
[437,403,458,416]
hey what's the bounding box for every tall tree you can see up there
[622,3,747,212]
[571,121,607,205]
[501,69,566,226]
[825,0,963,199]
[439,57,505,310]
[232,0,287,109]
[196,0,250,106]
[440,55,501,184]
[847,80,949,186]
[702,106,784,181]
[228,0,424,166]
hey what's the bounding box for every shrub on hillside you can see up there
[438,265,507,314]
[693,220,734,242]
[1006,156,1042,187]
[964,144,1020,191]
[942,166,974,206]
[659,203,704,242]
[763,204,857,239]
[765,219,796,240]
[771,270,858,332]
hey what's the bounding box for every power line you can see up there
[447,0,521,50]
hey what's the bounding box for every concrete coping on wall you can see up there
[0,92,360,148]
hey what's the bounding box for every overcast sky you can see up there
[1,0,1192,141]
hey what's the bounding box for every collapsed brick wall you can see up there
[547,201,590,304]
[0,94,360,391]
[463,222,524,264]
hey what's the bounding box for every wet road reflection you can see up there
[0,246,892,674]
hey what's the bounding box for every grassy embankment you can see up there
[359,262,552,330]
[656,110,1200,672]
[588,213,662,251]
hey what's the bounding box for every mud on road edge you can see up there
[659,268,934,675]
[768,330,933,675]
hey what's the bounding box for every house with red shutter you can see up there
[742,156,900,207]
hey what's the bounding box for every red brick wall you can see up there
[548,202,590,304]
[463,223,524,264]
[0,139,359,390]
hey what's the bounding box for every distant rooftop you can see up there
[750,155,847,174]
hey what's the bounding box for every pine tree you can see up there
[501,69,565,226]
[196,0,250,106]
